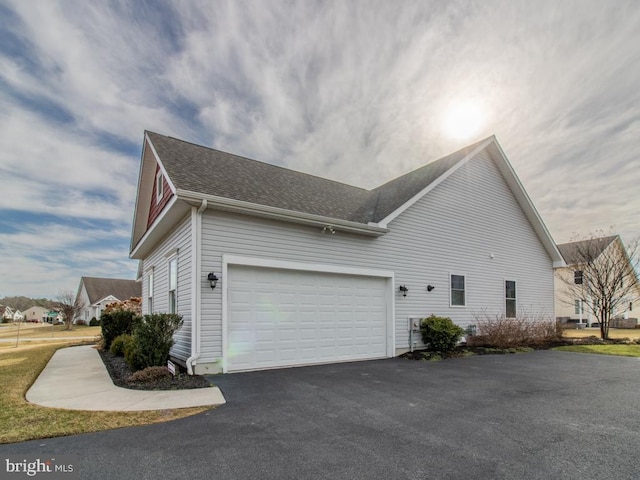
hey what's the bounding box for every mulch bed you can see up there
[98,349,212,390]
[402,335,639,361]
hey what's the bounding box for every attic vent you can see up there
[155,170,164,202]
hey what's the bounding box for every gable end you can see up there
[148,165,174,228]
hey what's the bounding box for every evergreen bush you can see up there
[126,313,183,371]
[101,310,139,350]
[109,334,134,357]
[420,315,464,353]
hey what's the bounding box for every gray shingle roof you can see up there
[556,236,617,265]
[147,131,489,224]
[81,277,141,305]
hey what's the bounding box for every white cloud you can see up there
[0,223,136,298]
[0,100,136,222]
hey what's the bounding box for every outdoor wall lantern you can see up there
[399,285,409,297]
[207,272,219,289]
[427,285,435,292]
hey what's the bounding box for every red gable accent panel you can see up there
[147,164,173,228]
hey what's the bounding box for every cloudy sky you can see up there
[1,0,639,299]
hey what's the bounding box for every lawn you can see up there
[0,341,210,444]
[0,322,101,339]
[562,328,640,340]
[553,344,640,357]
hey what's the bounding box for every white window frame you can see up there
[449,273,466,307]
[156,170,164,203]
[505,279,517,318]
[574,299,584,315]
[168,256,177,314]
[148,269,154,313]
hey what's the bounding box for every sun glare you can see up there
[443,101,486,140]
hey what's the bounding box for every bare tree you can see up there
[560,235,639,339]
[55,290,85,331]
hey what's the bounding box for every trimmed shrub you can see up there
[75,319,87,326]
[110,334,134,357]
[101,309,140,350]
[126,366,172,384]
[126,313,183,371]
[124,337,139,370]
[420,315,464,353]
[89,317,100,326]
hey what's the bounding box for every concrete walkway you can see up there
[26,345,226,411]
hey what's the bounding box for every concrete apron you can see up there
[26,345,225,411]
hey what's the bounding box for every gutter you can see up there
[186,199,207,375]
[176,189,389,236]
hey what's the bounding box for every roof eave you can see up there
[176,189,389,237]
[130,194,185,259]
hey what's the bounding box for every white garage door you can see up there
[227,265,389,372]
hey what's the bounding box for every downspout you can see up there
[186,199,207,374]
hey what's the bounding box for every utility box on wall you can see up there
[408,317,421,352]
[408,317,421,331]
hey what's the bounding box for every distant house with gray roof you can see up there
[130,131,563,374]
[554,235,638,326]
[75,277,141,323]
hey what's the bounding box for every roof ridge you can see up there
[371,136,493,191]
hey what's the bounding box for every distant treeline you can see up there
[0,296,57,311]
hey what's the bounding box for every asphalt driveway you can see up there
[2,351,639,479]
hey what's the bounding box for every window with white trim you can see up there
[450,274,466,306]
[148,270,154,313]
[156,170,164,203]
[574,299,584,315]
[168,257,177,314]
[505,280,516,318]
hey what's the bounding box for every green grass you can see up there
[553,344,640,357]
[0,342,210,444]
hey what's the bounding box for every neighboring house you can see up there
[45,311,64,324]
[75,277,141,322]
[130,131,564,374]
[1,306,14,321]
[24,306,50,323]
[0,306,24,321]
[555,236,639,326]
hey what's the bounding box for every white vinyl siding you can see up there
[194,150,555,364]
[141,215,192,361]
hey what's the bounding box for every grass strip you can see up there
[553,344,640,357]
[0,342,210,444]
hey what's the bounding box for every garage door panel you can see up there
[227,265,388,372]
